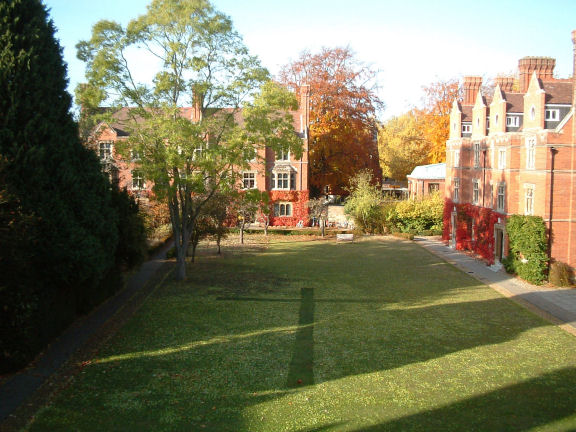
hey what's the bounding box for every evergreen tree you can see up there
[0,0,142,371]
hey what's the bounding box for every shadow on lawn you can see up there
[34,238,571,431]
[342,367,576,432]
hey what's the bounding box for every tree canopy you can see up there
[378,111,431,180]
[279,47,382,196]
[77,0,303,280]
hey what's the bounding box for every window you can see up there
[473,142,481,168]
[273,172,289,189]
[494,114,499,127]
[193,143,204,160]
[131,149,141,160]
[428,183,439,194]
[506,116,519,127]
[497,183,505,212]
[453,149,460,167]
[132,170,145,189]
[242,172,256,189]
[274,202,292,217]
[453,178,460,202]
[99,141,112,159]
[462,124,471,134]
[276,150,290,161]
[472,179,479,205]
[498,148,506,169]
[272,172,296,190]
[524,185,535,215]
[545,109,559,121]
[530,106,536,121]
[526,137,536,169]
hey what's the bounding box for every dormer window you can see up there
[545,109,559,121]
[276,150,290,161]
[462,124,471,134]
[506,116,519,127]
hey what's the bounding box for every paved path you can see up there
[415,237,576,335]
[0,242,173,429]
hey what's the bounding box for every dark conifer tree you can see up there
[0,0,145,371]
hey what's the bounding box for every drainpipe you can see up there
[548,146,558,274]
[482,149,487,207]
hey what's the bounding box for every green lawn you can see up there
[27,237,576,431]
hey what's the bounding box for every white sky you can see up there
[44,0,576,120]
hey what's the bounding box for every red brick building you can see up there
[407,163,446,199]
[90,85,311,227]
[444,31,576,270]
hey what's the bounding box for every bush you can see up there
[505,215,548,285]
[391,232,414,240]
[385,192,443,235]
[549,261,574,287]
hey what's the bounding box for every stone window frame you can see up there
[274,202,293,217]
[242,171,256,189]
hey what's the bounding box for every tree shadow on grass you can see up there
[350,367,576,432]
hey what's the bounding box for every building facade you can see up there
[407,163,446,199]
[89,85,311,227]
[444,31,576,269]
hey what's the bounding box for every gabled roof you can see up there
[461,105,473,122]
[542,81,574,104]
[96,105,305,138]
[407,163,446,180]
[502,93,524,113]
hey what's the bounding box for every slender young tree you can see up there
[77,0,303,280]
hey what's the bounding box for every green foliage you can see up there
[110,185,148,269]
[344,170,384,234]
[0,0,146,372]
[505,215,548,285]
[77,1,302,280]
[385,192,444,235]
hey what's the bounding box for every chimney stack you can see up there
[495,77,515,93]
[463,76,482,105]
[518,57,555,93]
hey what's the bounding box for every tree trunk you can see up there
[321,218,325,237]
[264,216,269,236]
[240,221,245,244]
[176,246,186,280]
[217,236,221,254]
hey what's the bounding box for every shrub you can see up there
[385,192,443,235]
[549,261,574,287]
[505,215,548,285]
[391,232,414,240]
[344,170,385,234]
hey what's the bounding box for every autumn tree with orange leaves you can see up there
[280,47,383,196]
[416,78,461,163]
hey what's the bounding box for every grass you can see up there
[26,236,576,431]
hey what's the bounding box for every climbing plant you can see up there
[503,215,548,285]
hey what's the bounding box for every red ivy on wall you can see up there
[443,199,504,264]
[268,190,310,227]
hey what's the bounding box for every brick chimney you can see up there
[191,87,203,122]
[518,57,556,93]
[299,84,310,135]
[495,77,515,93]
[463,76,482,105]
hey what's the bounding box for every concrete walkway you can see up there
[0,242,173,429]
[415,237,576,335]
